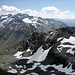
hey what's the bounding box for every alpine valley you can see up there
[0,13,75,75]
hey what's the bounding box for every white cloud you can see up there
[24,9,32,13]
[20,9,39,17]
[60,10,70,14]
[0,8,1,11]
[41,6,60,13]
[0,5,75,19]
[1,5,20,12]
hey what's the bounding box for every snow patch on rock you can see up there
[27,46,52,63]
[14,46,52,63]
[27,63,40,70]
[57,36,75,54]
[61,36,75,44]
[39,65,50,71]
[67,49,75,55]
[20,69,27,74]
[8,68,17,73]
[14,51,23,59]
[57,37,63,41]
[22,18,32,23]
[1,16,8,19]
[51,63,75,74]
[15,64,23,68]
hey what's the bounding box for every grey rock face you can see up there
[11,27,75,75]
[0,13,66,51]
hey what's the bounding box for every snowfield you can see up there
[57,36,75,55]
[8,36,75,74]
[14,46,52,63]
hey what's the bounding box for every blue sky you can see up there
[0,0,75,19]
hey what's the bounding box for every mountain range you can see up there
[7,27,75,75]
[1,13,74,75]
[0,13,66,51]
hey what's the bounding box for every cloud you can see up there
[0,8,1,11]
[24,9,32,13]
[1,5,20,12]
[20,9,39,17]
[41,6,60,13]
[60,10,70,14]
[0,5,75,19]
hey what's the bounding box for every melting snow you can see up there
[33,17,38,20]
[8,69,17,73]
[51,63,75,74]
[50,32,53,35]
[57,43,75,54]
[57,37,63,41]
[14,51,23,59]
[22,17,38,27]
[22,18,32,23]
[1,16,8,19]
[61,36,75,44]
[45,35,50,41]
[32,23,37,27]
[27,72,39,75]
[20,69,27,74]
[58,44,75,48]
[14,46,52,63]
[57,36,75,54]
[27,46,52,63]
[27,63,40,70]
[51,74,56,75]
[15,64,23,68]
[50,70,55,72]
[39,65,50,71]
[9,66,12,69]
[67,49,75,55]
[57,47,63,52]
[9,18,14,22]
[24,65,26,69]
[27,49,31,52]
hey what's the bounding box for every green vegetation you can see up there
[0,50,9,55]
[7,44,18,50]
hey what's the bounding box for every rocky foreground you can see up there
[0,27,75,75]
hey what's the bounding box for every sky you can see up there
[0,0,75,19]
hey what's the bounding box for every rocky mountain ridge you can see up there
[0,13,67,51]
[3,27,75,75]
[0,13,66,31]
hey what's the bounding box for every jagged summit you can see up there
[5,27,75,75]
[0,13,66,31]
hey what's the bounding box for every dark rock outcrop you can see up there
[11,27,75,75]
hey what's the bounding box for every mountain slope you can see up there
[0,13,67,51]
[0,68,16,75]
[0,13,67,31]
[5,27,75,75]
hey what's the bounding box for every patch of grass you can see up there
[7,44,18,50]
[0,50,9,55]
[11,44,18,49]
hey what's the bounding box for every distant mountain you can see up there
[0,13,68,75]
[0,13,67,31]
[4,27,75,75]
[55,19,75,27]
[0,13,67,51]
